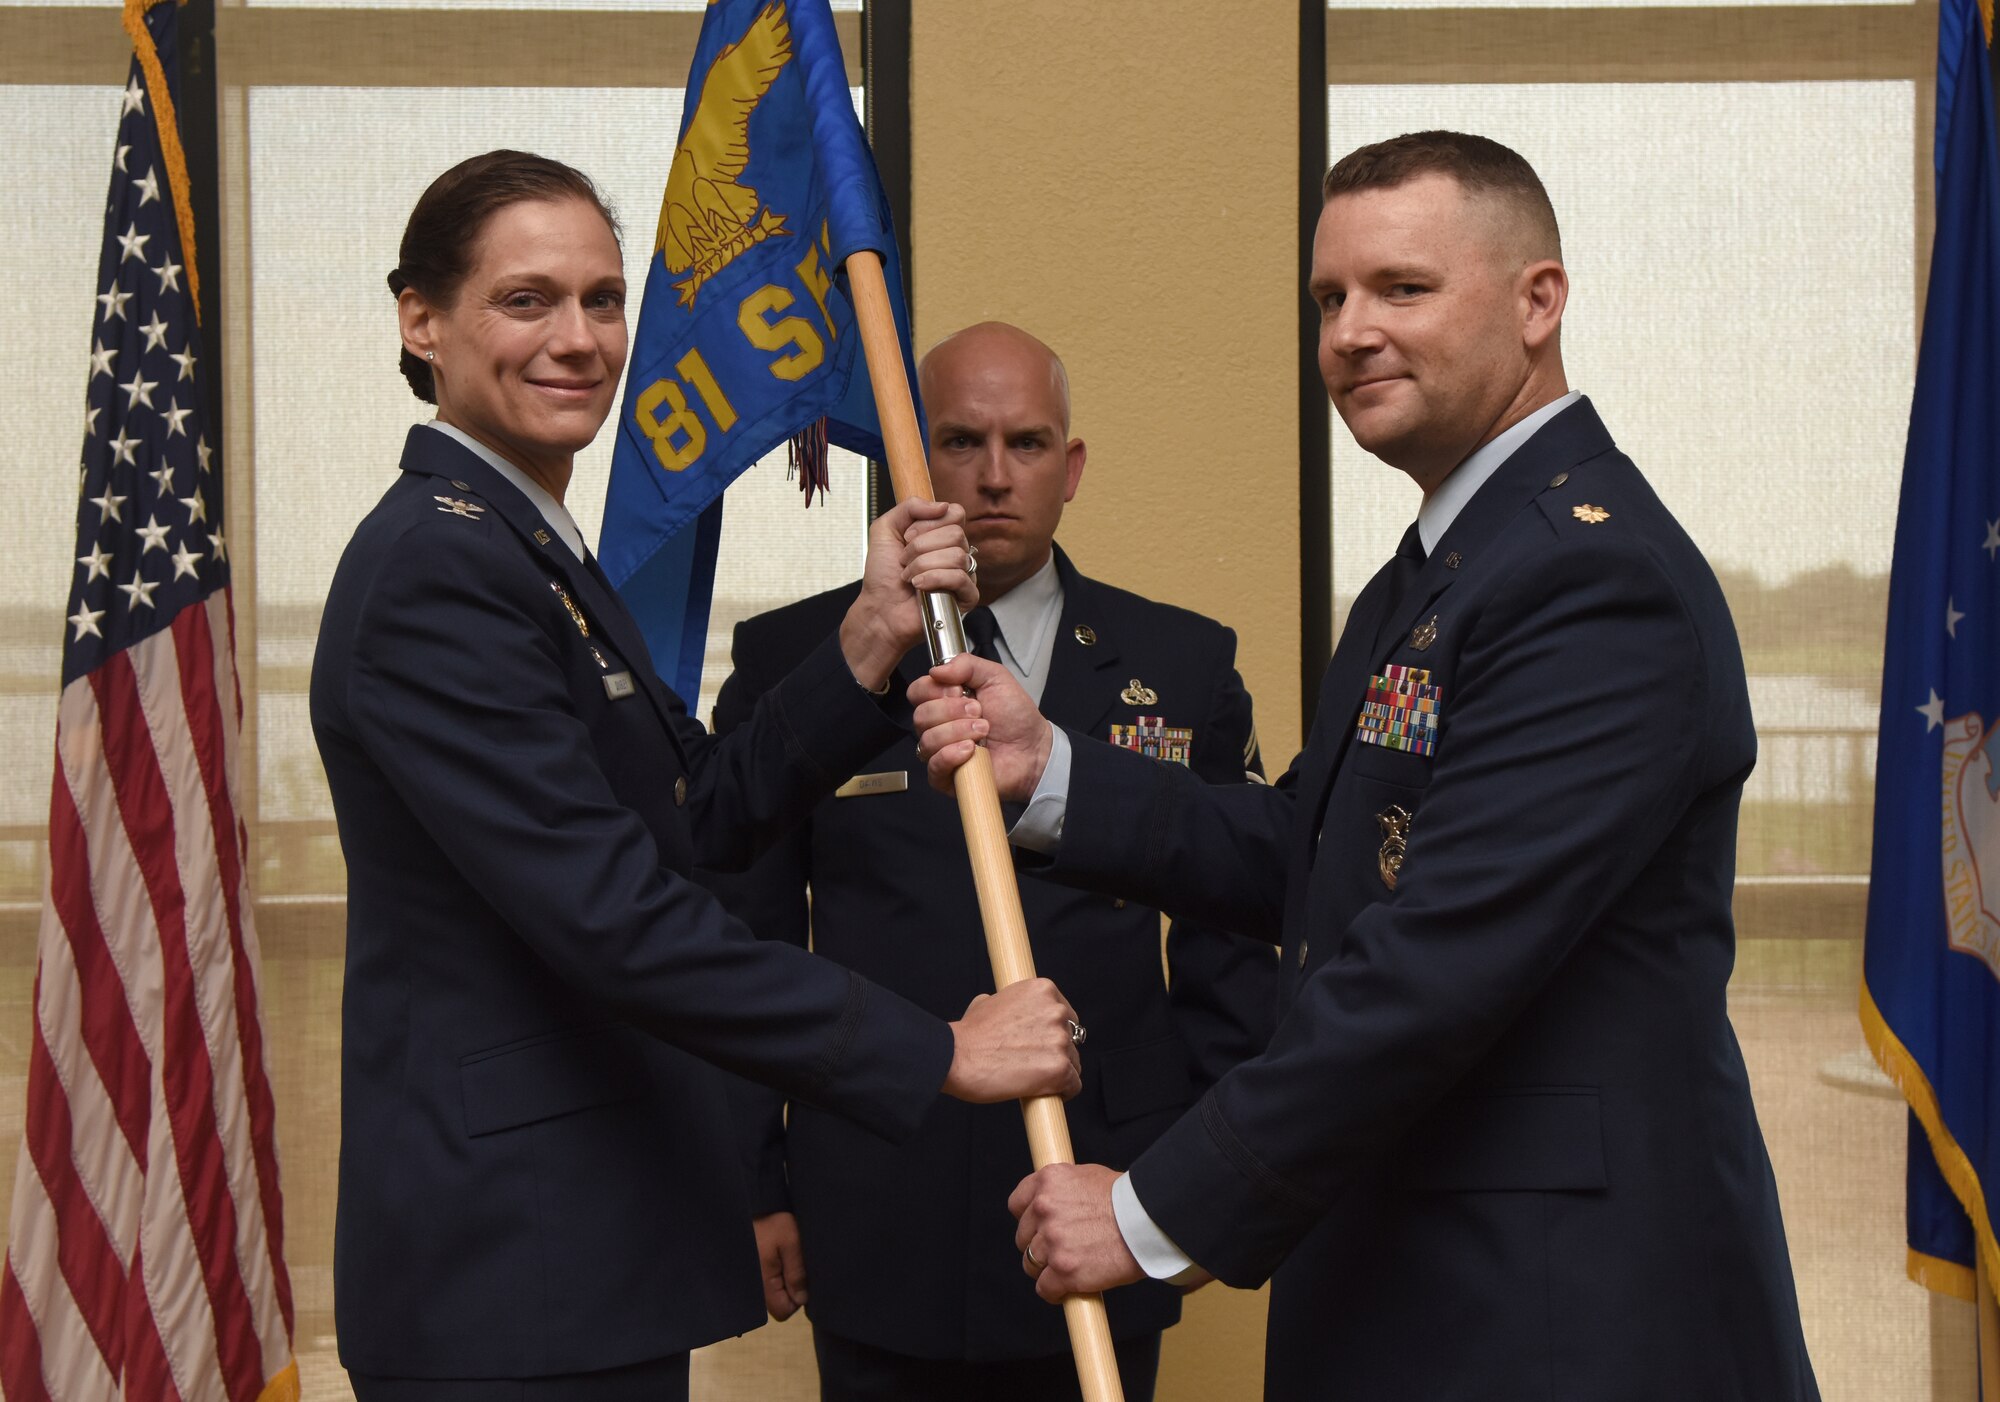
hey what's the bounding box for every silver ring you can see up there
[1066,1019,1087,1047]
[1024,1242,1044,1271]
[966,548,978,575]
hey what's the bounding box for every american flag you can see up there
[1,2,296,1398]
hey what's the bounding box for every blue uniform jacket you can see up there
[310,425,953,1379]
[704,547,1278,1360]
[1035,401,1818,1401]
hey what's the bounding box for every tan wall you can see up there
[911,0,1305,768]
[910,5,1302,1396]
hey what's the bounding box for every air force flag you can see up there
[1862,0,2000,1301]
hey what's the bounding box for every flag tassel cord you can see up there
[1860,980,2000,1296]
[844,248,1127,1402]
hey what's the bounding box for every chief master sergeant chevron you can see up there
[703,320,1277,1402]
[910,132,1820,1400]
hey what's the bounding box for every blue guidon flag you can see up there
[1862,0,2000,1304]
[599,0,920,702]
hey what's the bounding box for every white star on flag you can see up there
[1920,689,1947,731]
[117,573,161,610]
[89,340,117,379]
[169,347,197,382]
[170,540,202,580]
[116,223,150,263]
[180,492,208,524]
[139,311,170,352]
[120,371,157,410]
[1947,599,1966,638]
[1985,519,2000,561]
[90,487,126,523]
[84,403,100,438]
[149,463,176,493]
[134,166,161,207]
[136,515,171,554]
[114,142,130,172]
[121,75,145,115]
[162,399,192,438]
[108,427,139,468]
[97,286,132,323]
[208,529,227,563]
[68,602,106,640]
[77,542,113,583]
[196,436,214,472]
[154,257,183,295]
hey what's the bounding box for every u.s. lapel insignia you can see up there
[1110,716,1192,766]
[548,580,590,638]
[533,528,552,546]
[1409,615,1439,651]
[1573,504,1610,524]
[1074,624,1098,646]
[1119,678,1158,706]
[434,495,485,518]
[1376,804,1412,890]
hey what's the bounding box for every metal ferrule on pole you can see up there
[923,590,969,666]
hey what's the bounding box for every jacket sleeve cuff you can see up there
[749,1169,793,1218]
[770,632,910,785]
[1112,1171,1201,1281]
[799,971,956,1145]
[1128,1091,1321,1289]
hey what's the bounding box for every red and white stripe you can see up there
[4,593,294,1402]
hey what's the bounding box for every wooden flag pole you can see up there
[844,248,1126,1402]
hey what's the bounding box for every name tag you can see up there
[835,770,908,799]
[602,671,636,701]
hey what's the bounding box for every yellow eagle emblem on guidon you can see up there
[656,1,795,307]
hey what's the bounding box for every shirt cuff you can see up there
[1111,1170,1201,1283]
[1006,724,1069,854]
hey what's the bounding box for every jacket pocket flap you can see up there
[1097,1037,1197,1126]
[460,1025,645,1138]
[1400,1088,1606,1192]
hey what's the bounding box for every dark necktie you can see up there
[1372,522,1427,657]
[962,606,1001,663]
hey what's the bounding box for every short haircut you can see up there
[1323,130,1562,263]
[387,149,621,404]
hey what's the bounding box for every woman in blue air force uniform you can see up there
[310,150,1082,1401]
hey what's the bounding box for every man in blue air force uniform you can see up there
[912,136,1819,1400]
[704,322,1277,1401]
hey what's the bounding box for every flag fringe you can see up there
[121,0,200,321]
[787,417,830,506]
[1861,980,2000,1293]
[257,1360,301,1402]
[1910,1246,1979,1300]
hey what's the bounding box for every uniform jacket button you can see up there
[674,775,688,807]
